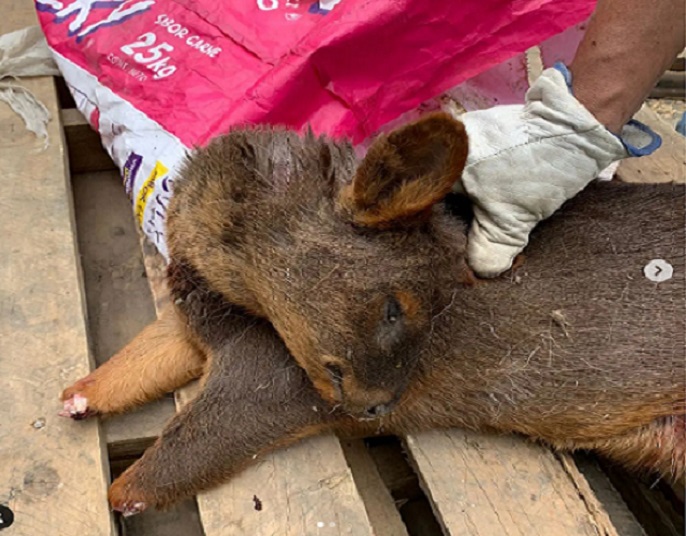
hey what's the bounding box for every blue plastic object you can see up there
[676,111,686,137]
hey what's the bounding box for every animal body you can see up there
[59,113,685,514]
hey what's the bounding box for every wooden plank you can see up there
[558,453,636,536]
[61,108,117,173]
[650,71,686,100]
[405,430,616,536]
[649,87,686,100]
[655,71,686,89]
[140,241,375,536]
[71,170,156,367]
[617,105,686,184]
[572,454,646,536]
[669,57,685,72]
[197,435,374,536]
[0,3,114,535]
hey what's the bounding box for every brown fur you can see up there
[62,113,685,513]
[338,114,468,228]
[166,114,473,413]
[108,317,333,511]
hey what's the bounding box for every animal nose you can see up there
[363,401,396,418]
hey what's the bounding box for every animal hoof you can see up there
[115,501,147,517]
[109,468,152,516]
[58,394,96,420]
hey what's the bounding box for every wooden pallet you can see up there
[3,4,684,535]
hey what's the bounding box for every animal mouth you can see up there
[345,390,404,421]
[354,400,398,421]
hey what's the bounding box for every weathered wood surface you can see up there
[558,454,635,536]
[196,435,374,536]
[405,430,617,536]
[0,3,114,535]
[571,455,646,536]
[71,171,157,369]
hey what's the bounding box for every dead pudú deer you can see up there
[60,113,685,514]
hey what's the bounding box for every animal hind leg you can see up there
[60,311,206,419]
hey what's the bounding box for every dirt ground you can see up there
[647,98,686,127]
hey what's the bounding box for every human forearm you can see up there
[570,0,685,133]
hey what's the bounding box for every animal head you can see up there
[167,113,472,418]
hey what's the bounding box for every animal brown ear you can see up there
[339,112,468,228]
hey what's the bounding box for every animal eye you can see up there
[384,296,402,324]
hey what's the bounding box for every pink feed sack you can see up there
[36,0,595,257]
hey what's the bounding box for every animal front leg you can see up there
[60,311,205,418]
[108,322,336,513]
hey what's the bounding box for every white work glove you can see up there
[450,64,661,278]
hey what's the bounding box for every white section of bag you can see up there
[51,51,189,259]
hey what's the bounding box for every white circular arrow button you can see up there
[644,259,673,283]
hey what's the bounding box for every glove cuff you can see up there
[552,62,662,157]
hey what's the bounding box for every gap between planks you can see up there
[69,169,177,459]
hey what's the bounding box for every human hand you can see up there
[449,64,660,278]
